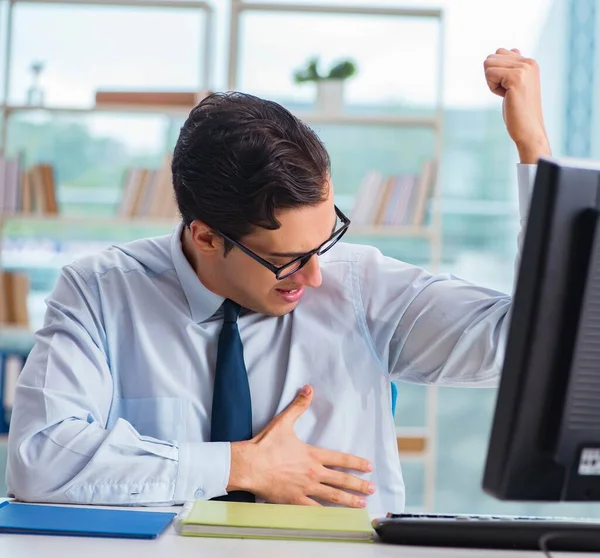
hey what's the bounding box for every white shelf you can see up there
[12,0,211,10]
[1,104,193,117]
[0,105,440,128]
[3,217,435,238]
[0,326,34,354]
[235,2,442,18]
[1,214,179,227]
[295,113,439,128]
[347,226,434,238]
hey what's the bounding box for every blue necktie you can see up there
[210,299,255,502]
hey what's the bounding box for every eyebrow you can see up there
[267,218,338,258]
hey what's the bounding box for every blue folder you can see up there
[0,501,176,539]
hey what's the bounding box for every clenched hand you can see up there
[484,48,551,163]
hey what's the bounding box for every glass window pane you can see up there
[9,3,207,107]
[235,10,441,116]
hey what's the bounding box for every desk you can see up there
[0,502,594,558]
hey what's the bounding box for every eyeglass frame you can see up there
[214,205,351,280]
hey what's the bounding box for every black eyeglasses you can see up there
[216,205,351,280]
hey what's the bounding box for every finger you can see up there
[495,47,520,56]
[313,446,372,473]
[511,48,521,55]
[311,484,367,508]
[484,67,507,97]
[280,384,313,424]
[320,468,376,496]
[484,55,526,69]
[485,54,537,72]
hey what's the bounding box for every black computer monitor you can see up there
[483,156,600,502]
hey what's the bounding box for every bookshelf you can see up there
[0,0,445,510]
[2,107,439,127]
[0,0,215,454]
[292,114,439,128]
[228,0,445,511]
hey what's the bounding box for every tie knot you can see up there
[223,299,241,323]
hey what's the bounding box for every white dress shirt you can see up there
[6,165,535,517]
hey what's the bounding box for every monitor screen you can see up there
[483,156,600,502]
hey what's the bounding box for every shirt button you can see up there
[194,488,204,498]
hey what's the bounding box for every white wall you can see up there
[534,0,569,157]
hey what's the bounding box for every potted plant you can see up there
[293,57,357,114]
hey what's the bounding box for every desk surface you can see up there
[0,502,595,558]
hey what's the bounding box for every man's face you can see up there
[213,190,337,317]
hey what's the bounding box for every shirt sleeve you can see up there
[6,264,230,505]
[358,164,536,387]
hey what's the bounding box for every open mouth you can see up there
[275,286,305,303]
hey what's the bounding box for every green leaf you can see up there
[327,60,357,80]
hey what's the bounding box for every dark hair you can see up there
[172,92,331,246]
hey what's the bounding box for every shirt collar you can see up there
[170,221,224,323]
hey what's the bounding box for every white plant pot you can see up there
[316,79,344,114]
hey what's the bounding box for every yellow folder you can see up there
[175,500,374,543]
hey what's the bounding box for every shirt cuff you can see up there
[517,163,537,221]
[174,441,230,502]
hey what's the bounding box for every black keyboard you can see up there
[372,513,600,552]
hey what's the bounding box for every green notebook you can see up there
[175,500,374,542]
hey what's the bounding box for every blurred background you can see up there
[0,0,599,517]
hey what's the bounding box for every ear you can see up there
[188,220,224,256]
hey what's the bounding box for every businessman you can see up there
[7,49,550,515]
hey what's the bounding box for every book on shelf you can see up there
[0,352,26,434]
[0,151,24,215]
[350,159,437,229]
[27,163,59,215]
[95,89,212,110]
[0,157,58,216]
[0,270,31,433]
[1,155,179,222]
[0,271,29,328]
[118,154,179,220]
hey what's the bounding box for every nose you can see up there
[294,255,322,288]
